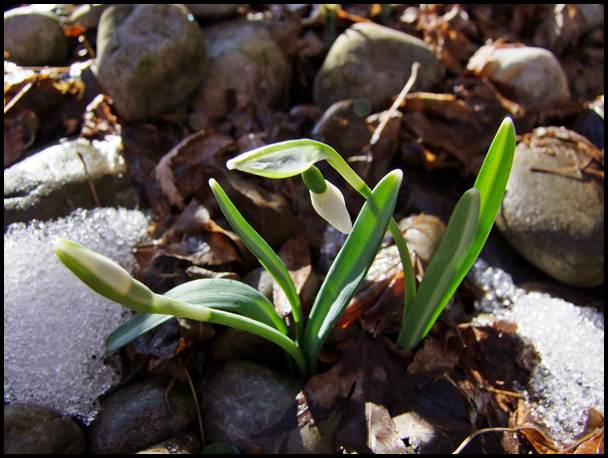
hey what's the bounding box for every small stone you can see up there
[90,381,197,454]
[191,18,291,120]
[314,22,443,110]
[4,403,86,454]
[576,4,604,33]
[4,135,138,228]
[496,127,603,287]
[95,4,206,121]
[467,44,570,110]
[399,214,446,265]
[3,6,68,66]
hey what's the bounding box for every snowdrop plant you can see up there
[54,117,515,378]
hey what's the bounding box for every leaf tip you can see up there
[500,116,516,137]
[226,158,237,170]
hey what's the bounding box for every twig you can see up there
[452,427,519,454]
[370,62,420,146]
[78,34,96,59]
[4,81,33,115]
[77,151,101,207]
[178,354,206,447]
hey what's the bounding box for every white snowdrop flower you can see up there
[310,180,353,235]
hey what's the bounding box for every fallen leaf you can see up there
[273,232,318,320]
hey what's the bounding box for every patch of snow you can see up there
[470,259,604,444]
[4,208,149,424]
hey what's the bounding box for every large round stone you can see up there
[4,403,85,454]
[191,18,291,119]
[90,381,197,453]
[314,22,443,110]
[4,6,68,66]
[4,135,138,228]
[201,360,336,453]
[467,44,570,110]
[496,127,603,287]
[95,4,206,121]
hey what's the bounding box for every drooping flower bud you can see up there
[309,180,353,235]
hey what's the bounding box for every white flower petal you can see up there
[310,180,353,234]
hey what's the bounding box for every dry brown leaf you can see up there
[406,336,459,377]
[273,232,318,319]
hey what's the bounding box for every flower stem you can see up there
[319,145,417,346]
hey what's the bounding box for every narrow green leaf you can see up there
[226,139,331,178]
[469,117,517,266]
[418,117,516,338]
[209,178,303,341]
[106,312,172,354]
[303,169,403,371]
[106,278,288,353]
[398,188,480,349]
[103,291,306,376]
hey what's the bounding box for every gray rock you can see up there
[577,4,604,33]
[90,381,197,453]
[496,127,603,287]
[191,18,291,119]
[209,327,284,366]
[186,4,241,20]
[312,99,372,158]
[467,44,570,110]
[69,4,111,30]
[95,4,206,121]
[314,22,443,110]
[4,6,69,66]
[4,135,139,228]
[201,360,335,453]
[4,403,85,454]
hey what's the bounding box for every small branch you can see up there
[4,81,33,115]
[77,151,101,207]
[452,427,519,454]
[370,62,420,146]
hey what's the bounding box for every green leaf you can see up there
[420,116,515,337]
[106,312,172,354]
[209,178,303,341]
[397,188,480,349]
[226,139,332,178]
[302,169,403,371]
[106,278,287,353]
[396,117,516,349]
